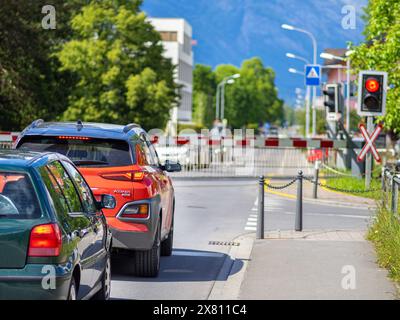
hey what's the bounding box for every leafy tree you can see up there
[57,0,178,130]
[192,64,217,127]
[219,58,284,128]
[351,0,400,135]
[0,0,80,130]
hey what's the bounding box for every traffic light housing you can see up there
[357,71,387,116]
[323,83,343,120]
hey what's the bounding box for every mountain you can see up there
[142,0,367,105]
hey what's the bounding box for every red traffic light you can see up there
[365,78,380,93]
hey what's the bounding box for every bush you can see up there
[368,206,400,283]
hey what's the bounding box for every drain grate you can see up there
[208,241,240,247]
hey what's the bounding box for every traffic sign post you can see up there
[305,65,321,86]
[357,120,383,189]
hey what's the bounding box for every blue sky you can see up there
[142,0,368,105]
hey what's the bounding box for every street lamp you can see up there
[216,74,241,120]
[286,52,310,65]
[288,68,305,76]
[282,24,318,136]
[320,51,352,132]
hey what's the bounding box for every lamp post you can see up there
[286,52,312,137]
[216,74,240,121]
[320,52,353,132]
[282,24,318,136]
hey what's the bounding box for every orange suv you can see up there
[16,120,181,277]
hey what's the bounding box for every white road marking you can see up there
[248,218,258,222]
[246,222,257,226]
[245,227,257,231]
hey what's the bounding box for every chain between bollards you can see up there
[256,176,265,240]
[295,170,303,232]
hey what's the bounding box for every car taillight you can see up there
[120,204,149,219]
[28,224,62,257]
[100,171,145,182]
[58,136,91,141]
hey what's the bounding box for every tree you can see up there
[218,58,284,128]
[192,64,217,127]
[0,0,80,130]
[351,0,400,135]
[57,0,178,130]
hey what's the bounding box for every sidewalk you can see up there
[238,230,398,300]
[265,177,376,208]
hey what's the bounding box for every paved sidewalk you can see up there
[265,177,376,208]
[238,230,397,300]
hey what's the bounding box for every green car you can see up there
[0,150,114,300]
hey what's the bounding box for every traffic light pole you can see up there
[365,116,373,189]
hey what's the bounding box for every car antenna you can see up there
[77,120,83,131]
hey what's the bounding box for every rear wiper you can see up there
[73,160,110,166]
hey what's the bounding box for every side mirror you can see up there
[162,160,182,173]
[97,194,116,210]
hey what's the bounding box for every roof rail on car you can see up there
[77,120,83,131]
[29,119,44,129]
[123,123,141,133]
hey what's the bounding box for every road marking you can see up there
[245,227,257,231]
[246,222,257,226]
[248,218,257,222]
[249,214,258,218]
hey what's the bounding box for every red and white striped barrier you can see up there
[151,136,347,149]
[0,132,20,143]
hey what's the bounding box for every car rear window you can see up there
[0,172,41,219]
[18,136,133,167]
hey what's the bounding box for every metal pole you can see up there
[365,116,373,189]
[257,176,265,239]
[391,176,398,214]
[216,84,220,119]
[295,171,303,231]
[312,87,317,136]
[305,86,311,137]
[346,59,351,132]
[221,82,226,120]
[313,161,320,199]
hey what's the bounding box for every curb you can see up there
[208,234,255,300]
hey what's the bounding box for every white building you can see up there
[148,18,194,132]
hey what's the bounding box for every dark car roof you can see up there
[21,121,144,141]
[0,150,68,169]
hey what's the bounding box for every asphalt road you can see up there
[110,178,374,300]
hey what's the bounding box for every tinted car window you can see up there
[0,172,41,219]
[18,136,132,167]
[47,161,83,213]
[62,161,97,214]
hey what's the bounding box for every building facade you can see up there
[148,18,194,133]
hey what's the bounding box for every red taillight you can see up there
[28,224,62,257]
[58,136,91,141]
[100,171,145,182]
[365,78,380,93]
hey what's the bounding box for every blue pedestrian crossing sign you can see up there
[305,65,321,86]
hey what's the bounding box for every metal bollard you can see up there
[313,161,320,199]
[392,177,399,214]
[257,176,265,240]
[295,170,303,232]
